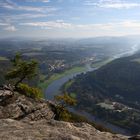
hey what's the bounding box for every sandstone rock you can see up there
[0,91,54,121]
[0,119,129,140]
[0,89,131,140]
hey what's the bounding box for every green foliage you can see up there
[18,83,43,99]
[70,93,77,98]
[55,108,72,121]
[5,53,42,99]
[55,93,77,108]
[54,93,77,120]
[5,53,38,88]
[66,54,140,134]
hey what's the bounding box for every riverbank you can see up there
[44,58,114,100]
[43,44,140,136]
[91,58,113,68]
[38,66,86,91]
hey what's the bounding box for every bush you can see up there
[18,83,43,99]
[54,93,77,120]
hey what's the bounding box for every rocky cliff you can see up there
[0,119,129,140]
[0,87,135,140]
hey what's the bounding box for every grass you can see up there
[63,80,74,91]
[91,58,113,68]
[39,57,114,91]
[39,58,113,91]
[131,58,140,63]
[62,80,77,98]
[38,66,86,90]
[70,93,77,98]
[0,56,8,61]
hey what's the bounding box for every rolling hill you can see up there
[66,52,140,134]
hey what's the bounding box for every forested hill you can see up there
[92,53,140,105]
[66,52,140,134]
[69,52,140,108]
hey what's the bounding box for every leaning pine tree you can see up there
[5,53,42,98]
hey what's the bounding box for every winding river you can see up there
[45,44,139,136]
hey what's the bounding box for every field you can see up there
[38,66,86,90]
[0,56,8,61]
[91,58,113,68]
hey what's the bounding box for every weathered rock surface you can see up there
[0,119,128,140]
[0,89,133,140]
[0,89,54,121]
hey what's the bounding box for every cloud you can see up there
[20,20,72,29]
[19,20,140,38]
[4,25,17,31]
[0,23,9,26]
[19,20,117,30]
[23,0,50,2]
[0,13,49,23]
[117,21,140,28]
[84,0,140,9]
[0,0,56,12]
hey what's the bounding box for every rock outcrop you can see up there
[0,88,133,140]
[0,89,54,121]
[0,119,128,140]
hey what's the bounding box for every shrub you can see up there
[18,83,43,99]
[54,93,77,120]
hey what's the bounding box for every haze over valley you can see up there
[1,0,140,139]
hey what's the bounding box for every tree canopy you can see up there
[5,53,42,99]
[5,53,38,89]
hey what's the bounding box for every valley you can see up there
[1,0,140,139]
[64,51,140,135]
[0,37,140,136]
[44,42,140,135]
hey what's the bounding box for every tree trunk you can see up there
[14,76,25,89]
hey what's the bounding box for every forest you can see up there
[65,52,140,134]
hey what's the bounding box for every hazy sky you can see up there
[1,0,140,38]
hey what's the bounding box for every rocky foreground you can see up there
[0,119,129,140]
[0,88,138,140]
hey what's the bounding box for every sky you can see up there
[1,0,140,38]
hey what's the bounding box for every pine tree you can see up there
[5,53,38,89]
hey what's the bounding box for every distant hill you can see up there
[66,53,140,134]
[92,54,140,107]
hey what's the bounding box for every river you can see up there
[45,44,139,136]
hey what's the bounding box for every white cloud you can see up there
[117,21,140,28]
[84,0,140,9]
[20,20,72,29]
[19,20,140,37]
[24,0,50,2]
[0,0,56,12]
[0,23,9,26]
[19,20,116,30]
[0,13,50,25]
[4,25,17,31]
[8,5,56,13]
